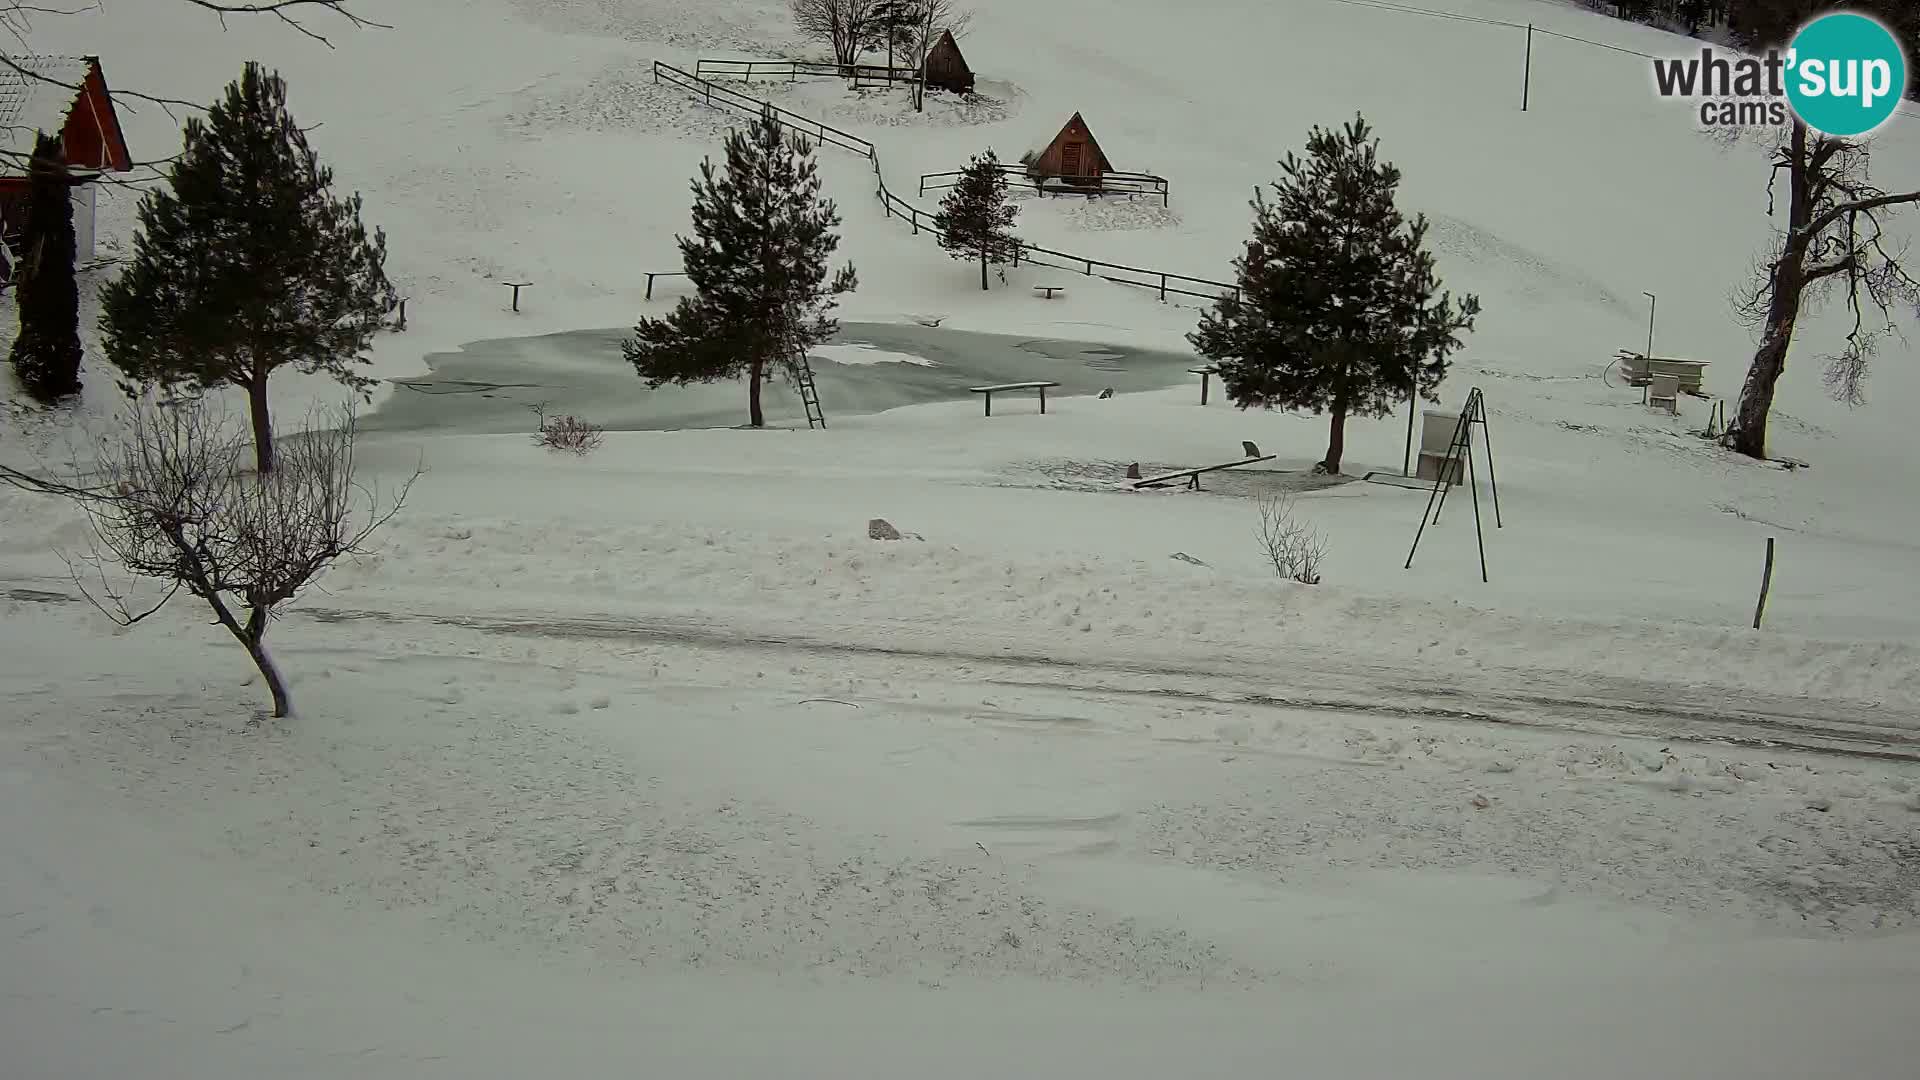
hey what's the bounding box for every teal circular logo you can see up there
[1786,13,1907,137]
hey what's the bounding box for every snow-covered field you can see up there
[6,0,1920,1075]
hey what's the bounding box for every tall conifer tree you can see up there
[625,107,857,428]
[933,149,1018,291]
[1191,115,1479,474]
[10,133,84,403]
[101,62,396,474]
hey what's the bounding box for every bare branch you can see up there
[1804,255,1859,284]
[63,543,180,627]
[0,459,117,499]
[177,0,391,48]
[1805,190,1920,242]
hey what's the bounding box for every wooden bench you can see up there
[1129,442,1274,491]
[1648,372,1680,415]
[970,380,1060,416]
[1189,365,1219,405]
[1033,285,1065,300]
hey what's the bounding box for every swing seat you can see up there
[1416,450,1464,485]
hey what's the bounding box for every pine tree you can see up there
[624,107,857,428]
[933,150,1018,291]
[9,133,84,404]
[99,62,396,474]
[1190,115,1479,474]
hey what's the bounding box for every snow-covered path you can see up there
[7,587,1920,1077]
[9,571,1919,760]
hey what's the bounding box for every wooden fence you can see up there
[651,61,1239,305]
[694,58,920,84]
[918,164,1171,207]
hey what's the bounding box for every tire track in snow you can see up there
[281,600,1920,763]
[11,582,1912,760]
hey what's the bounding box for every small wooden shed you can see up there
[1026,112,1111,183]
[919,30,974,94]
[0,55,133,270]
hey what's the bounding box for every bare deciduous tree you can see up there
[60,398,416,719]
[897,0,970,62]
[1254,494,1327,585]
[788,0,886,68]
[1722,119,1920,459]
[884,0,971,110]
[788,0,969,71]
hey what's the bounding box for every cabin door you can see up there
[1061,142,1083,176]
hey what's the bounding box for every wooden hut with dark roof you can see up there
[919,30,974,94]
[1025,112,1111,186]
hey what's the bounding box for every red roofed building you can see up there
[0,55,134,272]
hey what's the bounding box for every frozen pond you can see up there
[362,322,1205,434]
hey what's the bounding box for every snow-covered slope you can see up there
[25,0,1920,439]
[7,2,1920,1076]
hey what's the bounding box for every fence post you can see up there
[1752,536,1776,629]
[645,273,656,301]
[1522,24,1534,112]
[1085,260,1093,276]
[1158,274,1167,302]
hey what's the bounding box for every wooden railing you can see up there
[918,164,1172,207]
[654,63,876,157]
[694,58,919,83]
[651,61,1239,305]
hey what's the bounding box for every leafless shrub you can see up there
[529,402,604,455]
[58,396,417,719]
[1254,493,1326,585]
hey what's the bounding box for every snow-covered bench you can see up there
[970,381,1060,417]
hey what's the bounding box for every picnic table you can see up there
[1033,285,1065,300]
[970,381,1060,417]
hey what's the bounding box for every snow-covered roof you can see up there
[0,55,94,161]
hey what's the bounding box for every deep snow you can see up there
[5,0,1920,1075]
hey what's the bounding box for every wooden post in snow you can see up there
[1522,24,1534,111]
[1752,536,1776,629]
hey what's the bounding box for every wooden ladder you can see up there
[793,353,827,429]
